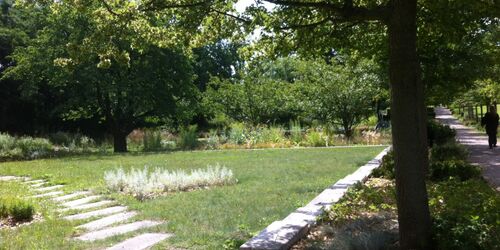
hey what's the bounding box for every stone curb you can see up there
[240,146,391,250]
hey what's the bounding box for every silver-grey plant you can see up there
[104,164,237,200]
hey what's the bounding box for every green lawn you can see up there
[0,146,385,249]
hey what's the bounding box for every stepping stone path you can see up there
[0,176,171,249]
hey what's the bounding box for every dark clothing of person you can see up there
[482,112,499,148]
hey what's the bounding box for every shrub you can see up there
[289,120,303,144]
[15,137,53,159]
[256,126,285,144]
[178,125,199,150]
[161,140,177,150]
[371,150,395,179]
[0,133,15,152]
[0,134,53,159]
[48,132,74,146]
[0,197,35,222]
[206,130,220,150]
[143,129,163,151]
[0,201,8,218]
[429,179,500,250]
[105,164,237,200]
[228,123,247,145]
[427,120,456,146]
[78,136,95,150]
[429,160,481,181]
[305,130,326,147]
[430,143,468,163]
[9,201,35,222]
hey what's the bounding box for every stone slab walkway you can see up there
[436,107,500,191]
[0,176,172,249]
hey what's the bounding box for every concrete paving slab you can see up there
[64,206,127,221]
[75,220,162,241]
[53,191,91,202]
[77,211,138,231]
[24,179,45,184]
[62,195,101,207]
[36,185,64,192]
[106,233,172,250]
[0,176,20,181]
[60,200,113,212]
[30,182,47,188]
[32,191,64,198]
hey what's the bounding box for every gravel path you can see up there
[435,107,499,191]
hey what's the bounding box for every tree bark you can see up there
[113,131,128,152]
[388,0,432,249]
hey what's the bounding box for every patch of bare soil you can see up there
[0,213,43,230]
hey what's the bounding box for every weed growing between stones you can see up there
[104,164,237,200]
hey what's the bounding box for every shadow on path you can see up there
[435,107,499,191]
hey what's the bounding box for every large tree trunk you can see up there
[388,0,432,249]
[113,131,128,152]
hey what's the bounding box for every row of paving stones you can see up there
[1,176,171,249]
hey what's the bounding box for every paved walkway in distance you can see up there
[435,107,499,191]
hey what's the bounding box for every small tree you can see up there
[307,59,381,137]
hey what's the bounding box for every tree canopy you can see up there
[4,0,199,152]
[0,0,498,248]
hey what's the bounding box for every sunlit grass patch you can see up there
[0,147,384,249]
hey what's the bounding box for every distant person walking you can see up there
[481,105,499,149]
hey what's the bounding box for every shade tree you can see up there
[5,1,198,152]
[242,0,497,248]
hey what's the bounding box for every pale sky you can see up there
[234,0,275,13]
[233,0,275,42]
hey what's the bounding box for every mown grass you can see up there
[0,146,385,249]
[0,181,79,249]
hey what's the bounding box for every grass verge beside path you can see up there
[0,147,385,249]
